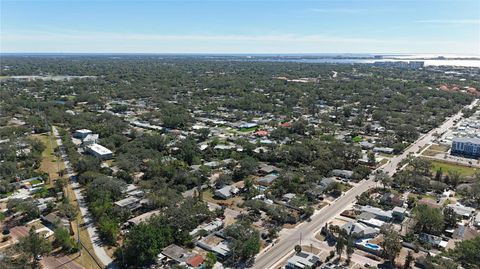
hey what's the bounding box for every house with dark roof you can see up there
[258,163,280,175]
[41,211,72,234]
[157,244,196,267]
[380,193,404,207]
[257,173,278,186]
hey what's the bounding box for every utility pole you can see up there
[77,218,82,256]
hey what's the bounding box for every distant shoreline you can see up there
[1,53,479,67]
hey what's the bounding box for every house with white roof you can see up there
[285,251,321,269]
[447,203,475,218]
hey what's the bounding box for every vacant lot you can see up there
[430,160,478,176]
[33,133,64,185]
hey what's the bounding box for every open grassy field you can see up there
[33,133,63,186]
[429,144,449,152]
[430,160,478,176]
[422,144,450,157]
[238,126,257,133]
[422,150,442,157]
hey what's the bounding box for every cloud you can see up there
[1,29,476,54]
[2,29,457,44]
[415,19,480,25]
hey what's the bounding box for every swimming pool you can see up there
[365,243,380,249]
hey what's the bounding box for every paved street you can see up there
[52,126,117,269]
[42,254,85,269]
[252,99,478,269]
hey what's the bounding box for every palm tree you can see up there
[346,237,354,264]
[336,229,348,261]
[404,251,414,269]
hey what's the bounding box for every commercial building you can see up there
[86,143,113,159]
[81,133,99,146]
[451,137,480,158]
[73,129,93,139]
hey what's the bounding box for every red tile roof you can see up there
[255,130,268,136]
[187,255,204,267]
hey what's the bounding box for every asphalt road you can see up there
[42,254,85,269]
[252,99,478,269]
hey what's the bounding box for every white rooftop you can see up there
[87,144,113,155]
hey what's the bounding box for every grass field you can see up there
[430,160,478,176]
[429,144,449,152]
[238,127,257,133]
[33,133,63,186]
[422,150,443,157]
[422,144,450,157]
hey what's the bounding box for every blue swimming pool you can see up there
[365,243,380,249]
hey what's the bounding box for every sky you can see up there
[1,0,479,55]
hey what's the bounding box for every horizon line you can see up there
[1,52,479,57]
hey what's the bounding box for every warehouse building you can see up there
[86,143,113,159]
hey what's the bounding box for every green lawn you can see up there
[429,144,449,152]
[30,179,43,185]
[238,127,257,133]
[352,136,362,142]
[430,160,478,176]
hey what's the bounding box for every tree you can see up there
[98,216,119,245]
[224,220,261,263]
[294,245,302,253]
[7,199,40,221]
[346,237,354,264]
[335,230,347,260]
[413,205,445,235]
[233,157,258,180]
[303,206,314,218]
[375,170,391,189]
[404,251,414,269]
[58,199,78,220]
[447,169,463,186]
[443,207,458,228]
[116,219,173,267]
[367,151,376,166]
[380,225,402,265]
[410,158,432,176]
[434,168,443,182]
[446,235,480,268]
[18,227,52,268]
[54,227,76,253]
[204,252,217,269]
[407,194,417,208]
